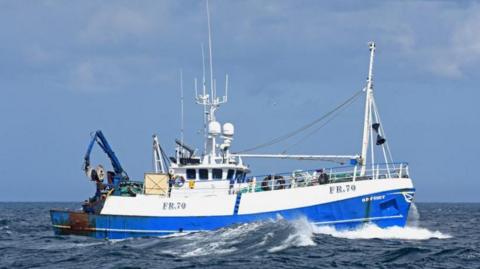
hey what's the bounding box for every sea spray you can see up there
[268,217,316,252]
[407,202,420,227]
[154,218,320,256]
[313,223,451,240]
[155,216,451,257]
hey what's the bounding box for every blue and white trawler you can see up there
[50,6,414,240]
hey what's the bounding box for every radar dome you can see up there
[208,121,221,135]
[223,123,234,136]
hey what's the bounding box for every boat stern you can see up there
[50,209,98,238]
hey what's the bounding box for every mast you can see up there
[206,0,216,161]
[360,41,376,176]
[201,44,208,155]
[193,0,229,165]
[180,69,184,148]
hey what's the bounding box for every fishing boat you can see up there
[50,4,415,240]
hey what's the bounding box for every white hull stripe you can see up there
[52,224,202,234]
[313,214,403,225]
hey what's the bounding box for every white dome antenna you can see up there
[208,121,221,136]
[223,123,234,137]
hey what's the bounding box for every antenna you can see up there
[206,0,214,102]
[180,69,184,148]
[201,43,207,98]
[225,74,229,102]
[194,78,198,97]
[191,0,230,163]
[213,79,217,101]
[200,44,208,154]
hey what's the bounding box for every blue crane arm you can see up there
[83,130,128,180]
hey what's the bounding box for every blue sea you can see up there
[0,202,478,268]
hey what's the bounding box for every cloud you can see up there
[72,61,95,90]
[69,61,106,92]
[69,60,126,92]
[79,6,155,44]
[7,0,480,96]
[398,2,480,79]
[448,5,480,76]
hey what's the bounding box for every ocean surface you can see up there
[0,202,478,269]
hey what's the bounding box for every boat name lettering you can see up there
[362,195,385,203]
[329,184,356,194]
[162,202,187,210]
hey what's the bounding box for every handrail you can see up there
[104,162,411,197]
[167,162,410,196]
[246,162,408,180]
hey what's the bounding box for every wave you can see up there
[268,217,316,253]
[160,221,268,257]
[128,217,451,257]
[44,214,449,258]
[313,223,451,240]
[142,218,319,257]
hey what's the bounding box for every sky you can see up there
[0,0,479,202]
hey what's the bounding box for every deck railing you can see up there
[241,162,409,193]
[112,162,410,197]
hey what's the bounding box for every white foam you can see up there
[156,231,193,239]
[180,245,238,257]
[313,223,451,240]
[256,232,274,247]
[36,241,104,250]
[268,217,316,252]
[141,216,451,257]
[407,202,420,227]
[160,222,264,257]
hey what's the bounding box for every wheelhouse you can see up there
[172,165,249,182]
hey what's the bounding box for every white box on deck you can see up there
[144,173,169,195]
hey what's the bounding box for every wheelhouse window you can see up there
[212,169,223,180]
[186,169,196,180]
[227,169,235,180]
[199,169,209,180]
[235,170,246,183]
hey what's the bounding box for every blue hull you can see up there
[50,189,414,239]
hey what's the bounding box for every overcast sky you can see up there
[1,0,479,202]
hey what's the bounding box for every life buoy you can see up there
[173,176,185,188]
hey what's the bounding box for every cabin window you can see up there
[235,170,246,183]
[186,169,196,180]
[227,169,235,180]
[199,169,209,180]
[212,169,223,180]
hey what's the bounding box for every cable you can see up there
[281,92,362,153]
[235,89,364,153]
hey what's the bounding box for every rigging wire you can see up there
[235,89,364,153]
[371,96,395,167]
[280,92,362,154]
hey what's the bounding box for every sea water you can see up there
[0,203,478,268]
